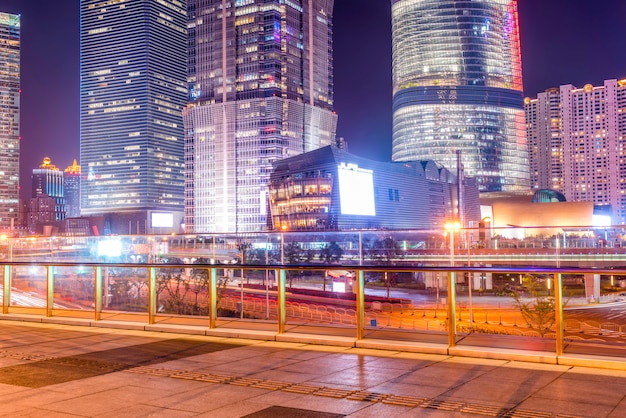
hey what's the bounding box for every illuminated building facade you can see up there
[268,146,480,231]
[0,12,20,230]
[64,160,81,218]
[525,88,562,193]
[184,0,337,233]
[80,0,187,234]
[30,157,65,231]
[525,80,626,224]
[32,158,63,201]
[391,0,528,193]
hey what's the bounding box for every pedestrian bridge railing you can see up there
[1,261,625,370]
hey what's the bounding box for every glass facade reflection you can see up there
[0,12,20,230]
[184,0,337,233]
[391,0,529,192]
[80,0,187,233]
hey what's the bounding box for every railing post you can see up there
[554,272,564,356]
[148,266,156,324]
[209,267,217,328]
[356,269,365,340]
[94,266,102,320]
[447,270,456,347]
[277,268,286,333]
[3,264,10,314]
[46,265,54,317]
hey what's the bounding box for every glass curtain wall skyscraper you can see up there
[184,0,337,233]
[80,0,187,234]
[0,12,20,230]
[391,0,529,192]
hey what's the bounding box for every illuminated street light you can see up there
[444,220,461,266]
[444,220,461,345]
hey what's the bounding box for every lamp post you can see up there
[444,220,461,266]
[444,220,460,346]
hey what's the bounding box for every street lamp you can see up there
[444,220,461,266]
[444,220,461,345]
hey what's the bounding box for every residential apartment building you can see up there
[525,80,626,224]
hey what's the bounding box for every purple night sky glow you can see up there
[1,0,625,199]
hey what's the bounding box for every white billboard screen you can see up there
[152,212,173,228]
[337,164,375,216]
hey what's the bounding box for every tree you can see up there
[187,269,209,315]
[510,274,567,337]
[365,236,405,298]
[284,242,306,288]
[319,241,343,263]
[156,270,191,314]
[284,242,305,264]
[367,236,404,264]
[511,293,556,337]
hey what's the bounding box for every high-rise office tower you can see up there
[525,80,626,224]
[31,157,65,222]
[184,0,337,233]
[64,160,81,218]
[391,0,528,192]
[80,0,187,234]
[0,12,20,230]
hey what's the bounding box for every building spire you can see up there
[64,159,81,174]
[39,157,59,171]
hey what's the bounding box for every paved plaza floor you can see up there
[0,320,624,417]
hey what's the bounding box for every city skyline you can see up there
[2,0,626,199]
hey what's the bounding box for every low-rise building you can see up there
[268,146,480,231]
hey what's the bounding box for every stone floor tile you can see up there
[94,403,197,418]
[439,375,549,404]
[518,397,615,418]
[532,375,626,406]
[311,365,409,389]
[146,383,270,414]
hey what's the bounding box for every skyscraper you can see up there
[31,157,65,224]
[0,12,20,230]
[525,80,626,224]
[32,157,63,199]
[391,0,528,192]
[184,0,337,233]
[64,160,81,218]
[80,0,187,234]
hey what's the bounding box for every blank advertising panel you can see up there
[337,163,376,216]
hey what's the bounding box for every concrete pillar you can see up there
[584,274,601,302]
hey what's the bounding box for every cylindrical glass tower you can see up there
[391,0,529,192]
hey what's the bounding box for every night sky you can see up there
[1,0,625,199]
